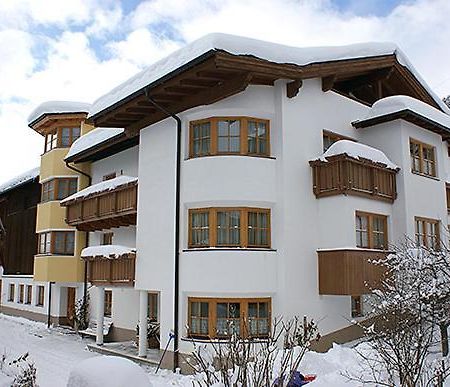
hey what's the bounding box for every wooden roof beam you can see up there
[322,75,337,92]
[287,80,303,98]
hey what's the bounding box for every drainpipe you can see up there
[47,281,54,328]
[144,88,181,372]
[65,161,92,313]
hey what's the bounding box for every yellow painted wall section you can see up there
[33,256,84,282]
[36,201,73,232]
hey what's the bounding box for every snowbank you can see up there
[81,245,136,259]
[88,33,449,119]
[65,127,125,161]
[61,175,137,204]
[312,140,399,170]
[0,167,39,195]
[354,95,450,129]
[67,356,150,387]
[28,101,91,125]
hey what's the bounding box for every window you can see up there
[322,130,356,152]
[25,285,32,304]
[38,231,75,255]
[355,212,388,249]
[415,217,440,250]
[104,290,112,317]
[8,284,15,302]
[447,184,450,213]
[103,172,116,181]
[148,293,158,321]
[102,232,113,246]
[41,178,77,202]
[37,286,45,307]
[44,128,80,152]
[54,232,75,255]
[188,208,271,249]
[189,117,270,158]
[18,285,24,304]
[188,298,271,339]
[351,296,362,318]
[410,139,436,177]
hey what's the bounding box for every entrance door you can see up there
[67,287,76,327]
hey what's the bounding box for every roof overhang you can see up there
[352,109,450,140]
[29,112,88,135]
[88,50,441,136]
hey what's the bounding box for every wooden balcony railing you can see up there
[86,255,136,286]
[318,248,389,295]
[63,182,137,231]
[310,155,398,203]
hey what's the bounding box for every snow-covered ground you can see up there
[0,313,398,386]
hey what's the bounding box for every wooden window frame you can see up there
[8,284,15,302]
[415,216,440,250]
[44,127,80,153]
[189,117,270,158]
[355,211,388,250]
[38,231,75,256]
[41,178,77,203]
[322,130,356,153]
[25,285,32,305]
[188,207,271,249]
[37,286,45,307]
[410,138,437,177]
[187,297,271,340]
[104,290,112,317]
[446,184,450,213]
[102,232,113,246]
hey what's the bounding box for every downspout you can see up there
[65,161,92,313]
[47,281,54,328]
[144,88,181,372]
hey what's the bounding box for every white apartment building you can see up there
[4,33,450,370]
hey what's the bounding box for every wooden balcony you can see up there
[310,155,398,203]
[318,248,389,295]
[85,255,136,286]
[63,178,137,231]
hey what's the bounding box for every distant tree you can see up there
[444,95,450,108]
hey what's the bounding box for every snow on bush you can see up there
[67,356,150,387]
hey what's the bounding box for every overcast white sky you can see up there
[0,0,449,183]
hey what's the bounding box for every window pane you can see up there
[72,128,81,142]
[230,137,240,153]
[68,179,77,195]
[61,128,71,147]
[217,211,241,246]
[218,137,228,152]
[192,123,210,157]
[191,212,209,246]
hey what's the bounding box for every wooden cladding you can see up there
[310,154,398,202]
[318,249,388,295]
[64,183,137,231]
[87,255,136,286]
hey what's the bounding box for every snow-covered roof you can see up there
[65,127,125,161]
[81,245,136,260]
[353,95,450,129]
[311,140,399,170]
[28,101,91,125]
[0,167,40,195]
[88,33,449,119]
[61,175,137,204]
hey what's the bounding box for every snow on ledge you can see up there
[28,101,91,125]
[61,175,137,204]
[0,167,39,195]
[65,127,125,161]
[88,33,450,119]
[311,140,399,170]
[354,95,450,129]
[81,245,136,260]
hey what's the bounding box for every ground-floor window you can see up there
[415,217,440,250]
[36,286,45,307]
[104,290,112,317]
[18,285,24,304]
[8,284,14,302]
[148,293,158,321]
[188,297,271,339]
[25,285,32,304]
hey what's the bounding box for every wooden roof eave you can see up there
[352,109,450,140]
[29,112,88,134]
